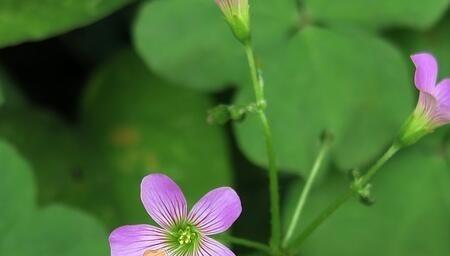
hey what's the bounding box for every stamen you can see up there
[177,226,197,245]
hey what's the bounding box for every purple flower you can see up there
[412,53,450,127]
[109,174,242,256]
[398,53,450,146]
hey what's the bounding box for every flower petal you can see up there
[188,187,242,235]
[195,236,236,256]
[434,79,450,107]
[411,53,438,93]
[431,79,450,124]
[416,91,437,118]
[109,225,169,256]
[415,91,450,126]
[141,174,188,229]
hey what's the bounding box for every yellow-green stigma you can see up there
[168,223,200,252]
[177,226,197,245]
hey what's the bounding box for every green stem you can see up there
[244,42,281,251]
[359,144,399,186]
[290,189,353,254]
[289,144,400,254]
[282,139,330,247]
[220,236,273,255]
[245,43,264,102]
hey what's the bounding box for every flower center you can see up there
[167,223,200,252]
[177,226,197,245]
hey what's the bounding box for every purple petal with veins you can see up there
[411,53,450,126]
[195,236,236,256]
[141,174,188,230]
[411,53,438,93]
[188,187,242,235]
[109,225,169,256]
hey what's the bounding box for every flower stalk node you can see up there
[207,104,245,125]
[256,100,267,111]
[207,101,267,125]
[350,170,375,206]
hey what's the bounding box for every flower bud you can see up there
[215,0,251,44]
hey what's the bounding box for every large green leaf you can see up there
[0,0,134,47]
[0,99,120,229]
[0,140,35,236]
[0,108,81,205]
[234,26,414,176]
[1,206,108,256]
[284,148,450,255]
[81,49,233,225]
[0,141,108,256]
[133,0,297,91]
[304,0,449,30]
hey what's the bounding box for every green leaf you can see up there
[0,0,134,47]
[1,206,108,256]
[0,138,107,256]
[304,0,449,30]
[0,108,81,205]
[133,0,297,91]
[284,148,450,255]
[81,49,232,225]
[0,140,35,236]
[234,26,414,176]
[0,141,108,256]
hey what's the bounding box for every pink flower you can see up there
[398,53,450,146]
[412,53,450,127]
[109,174,242,256]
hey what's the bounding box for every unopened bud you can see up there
[215,0,251,44]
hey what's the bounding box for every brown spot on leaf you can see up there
[111,126,140,146]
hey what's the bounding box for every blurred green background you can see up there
[0,0,449,255]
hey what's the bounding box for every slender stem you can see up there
[289,144,401,254]
[258,111,281,250]
[245,43,264,102]
[282,139,330,247]
[220,236,273,255]
[359,144,399,186]
[244,42,281,251]
[290,189,354,254]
